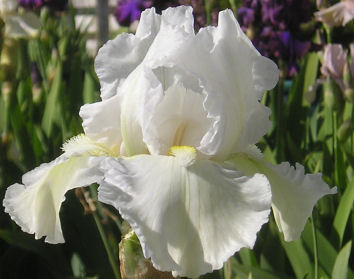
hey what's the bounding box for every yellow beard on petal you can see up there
[62,134,119,157]
[168,145,197,167]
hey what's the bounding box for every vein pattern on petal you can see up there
[98,153,271,277]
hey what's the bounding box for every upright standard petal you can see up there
[142,80,213,155]
[165,9,278,159]
[95,8,161,99]
[80,94,122,155]
[98,148,271,277]
[228,152,337,241]
[3,155,103,243]
[119,7,196,156]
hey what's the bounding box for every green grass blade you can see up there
[41,62,62,137]
[229,257,291,279]
[332,241,352,279]
[281,237,312,279]
[333,179,354,245]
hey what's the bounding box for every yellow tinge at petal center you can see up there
[168,145,197,167]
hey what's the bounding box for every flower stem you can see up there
[224,260,231,279]
[352,106,354,155]
[275,78,285,162]
[333,112,339,186]
[92,210,121,279]
[311,215,318,279]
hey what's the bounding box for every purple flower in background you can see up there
[115,0,220,29]
[238,7,255,26]
[277,32,311,76]
[18,0,42,9]
[238,0,313,76]
[115,0,152,27]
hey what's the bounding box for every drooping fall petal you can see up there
[229,152,337,241]
[98,147,271,277]
[3,155,103,243]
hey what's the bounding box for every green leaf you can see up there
[302,222,354,279]
[332,241,352,279]
[16,78,33,114]
[238,248,258,267]
[83,70,99,104]
[229,257,291,279]
[42,62,62,137]
[10,105,35,169]
[281,237,312,279]
[302,53,319,105]
[0,94,6,132]
[71,253,86,278]
[333,179,354,245]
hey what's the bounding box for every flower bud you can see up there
[324,78,343,111]
[337,118,352,142]
[119,230,174,279]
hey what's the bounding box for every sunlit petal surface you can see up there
[3,155,103,243]
[99,148,271,277]
[95,8,161,99]
[80,95,123,154]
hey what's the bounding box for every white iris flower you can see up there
[3,6,336,278]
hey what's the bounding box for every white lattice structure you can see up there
[71,0,120,55]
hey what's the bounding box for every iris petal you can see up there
[3,155,103,243]
[95,8,161,99]
[98,151,271,277]
[80,94,122,154]
[228,152,337,241]
[154,9,278,158]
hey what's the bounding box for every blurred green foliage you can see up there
[0,1,353,279]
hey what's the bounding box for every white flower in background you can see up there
[321,44,354,90]
[3,6,336,278]
[0,0,40,38]
[314,0,354,27]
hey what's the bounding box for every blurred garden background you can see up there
[0,0,353,278]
